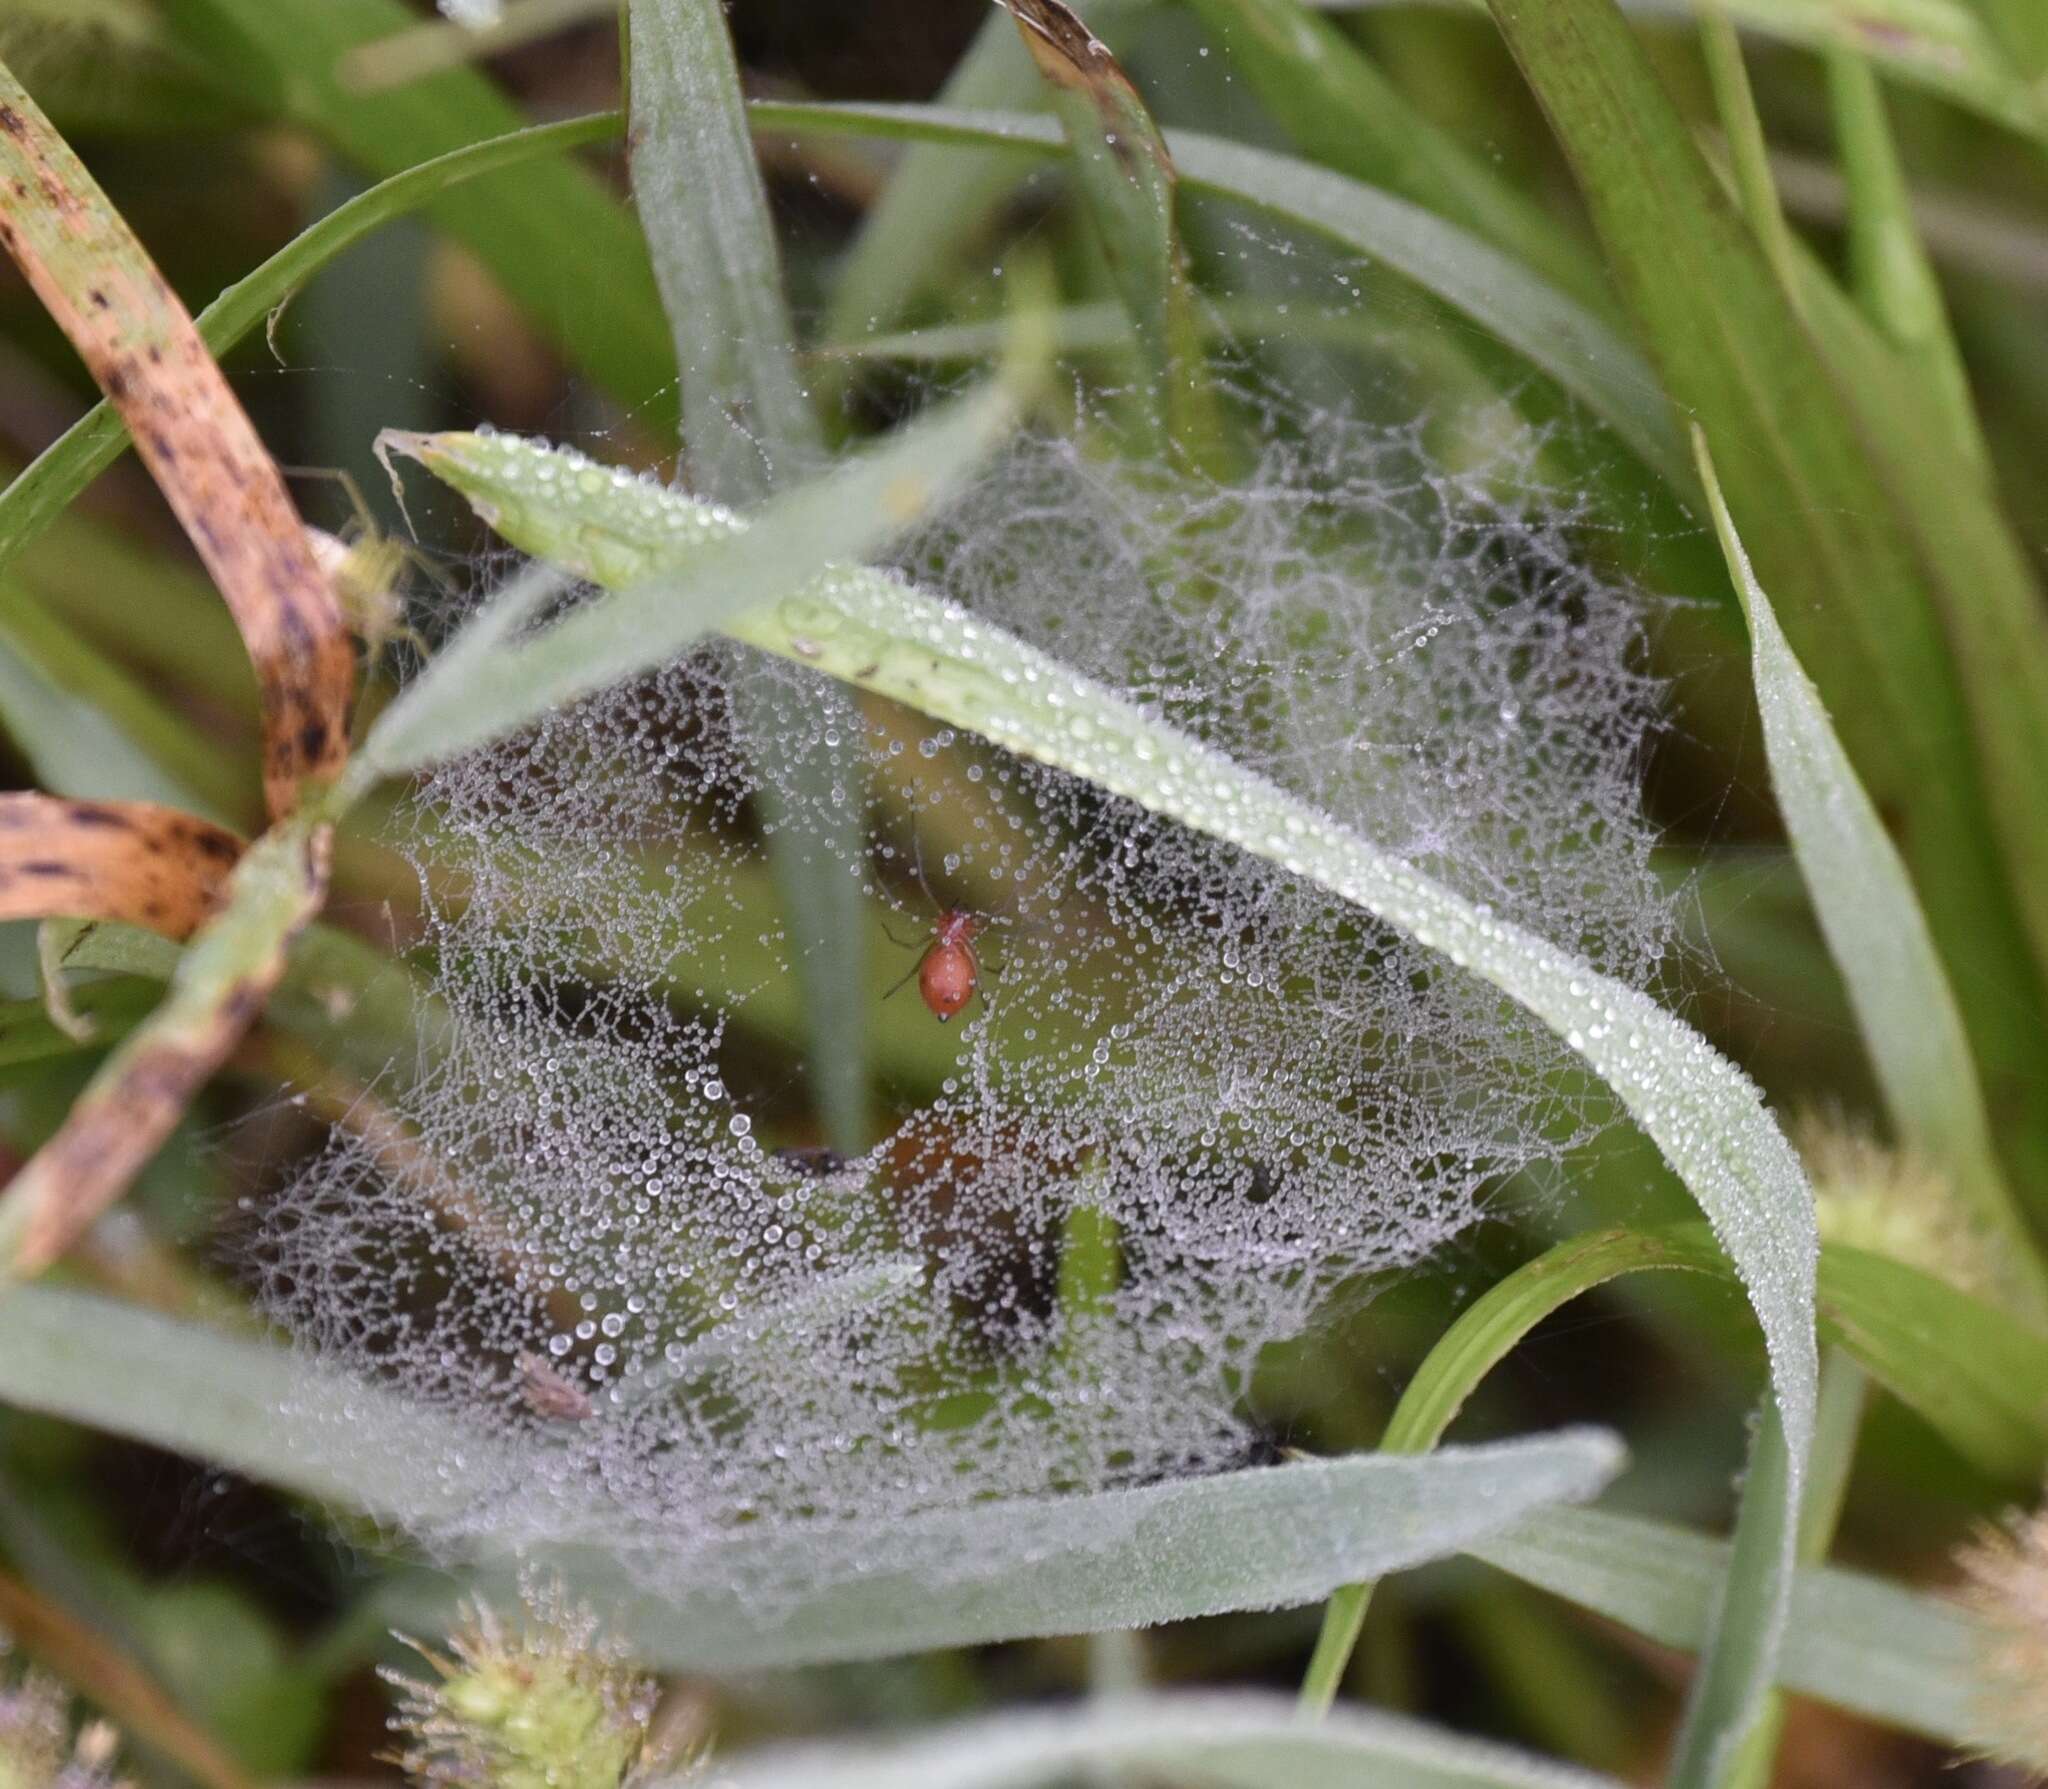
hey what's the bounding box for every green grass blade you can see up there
[626,0,869,1148]
[707,1694,1627,1788]
[1305,1220,2048,1708]
[1181,0,1614,317]
[1693,428,2048,1325]
[0,113,620,575]
[473,1432,1628,1669]
[626,0,818,500]
[755,100,1688,489]
[0,1285,488,1522]
[0,1285,1621,1669]
[160,0,673,422]
[399,425,1821,1721]
[1826,48,1987,471]
[0,590,236,822]
[1000,0,1216,456]
[357,378,1028,776]
[1472,1506,1999,1759]
[1481,0,2048,1254]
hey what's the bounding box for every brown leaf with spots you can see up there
[0,792,243,939]
[0,70,354,819]
[0,811,331,1279]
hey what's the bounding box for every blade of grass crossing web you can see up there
[627,0,870,1150]
[357,378,1034,775]
[394,428,1820,1748]
[0,114,619,575]
[1479,0,2048,1246]
[1693,430,2048,1326]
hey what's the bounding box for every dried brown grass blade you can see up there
[0,792,242,939]
[0,66,353,819]
[0,809,331,1278]
[0,1566,261,1789]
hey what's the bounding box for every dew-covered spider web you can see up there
[252,318,1685,1605]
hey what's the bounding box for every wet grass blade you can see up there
[358,377,1031,775]
[626,0,869,1147]
[1694,429,2048,1325]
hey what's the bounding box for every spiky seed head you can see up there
[1956,1487,2048,1771]
[383,1580,675,1789]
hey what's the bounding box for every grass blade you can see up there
[1693,429,2048,1326]
[399,424,1820,1721]
[0,805,329,1278]
[708,1693,1626,1789]
[447,1431,1628,1669]
[998,0,1215,456]
[0,115,619,577]
[1305,1221,2048,1708]
[1473,1506,2000,1759]
[0,61,353,819]
[1479,0,2048,1239]
[359,377,1029,776]
[161,0,673,424]
[626,0,869,1147]
[0,1292,1620,1671]
[756,100,1688,489]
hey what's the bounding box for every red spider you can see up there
[883,842,1005,1023]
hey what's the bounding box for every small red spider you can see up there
[883,842,1005,1023]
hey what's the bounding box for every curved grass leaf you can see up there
[1693,430,2048,1325]
[707,1693,1625,1789]
[0,1288,1621,1670]
[1305,1222,2048,1708]
[392,424,1819,1743]
[1474,1506,1999,1760]
[0,113,621,575]
[160,0,672,422]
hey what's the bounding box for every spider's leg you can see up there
[882,955,924,1002]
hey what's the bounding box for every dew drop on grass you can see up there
[254,344,1684,1605]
